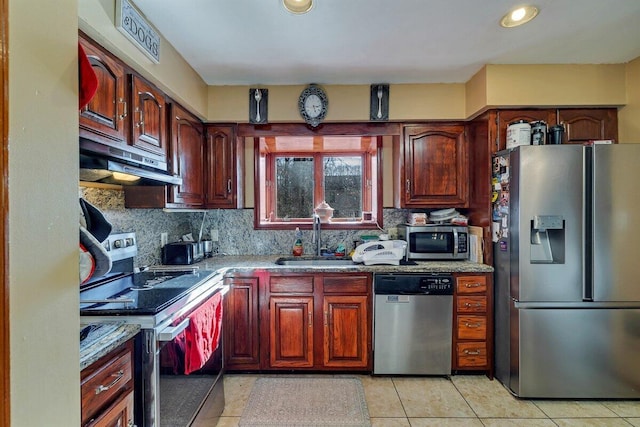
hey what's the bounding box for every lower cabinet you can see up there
[81,339,135,427]
[225,272,371,372]
[452,273,493,378]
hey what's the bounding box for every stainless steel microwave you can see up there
[397,224,469,260]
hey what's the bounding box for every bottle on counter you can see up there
[292,227,304,256]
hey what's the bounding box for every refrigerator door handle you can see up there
[583,146,594,301]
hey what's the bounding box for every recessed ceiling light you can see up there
[500,5,539,28]
[283,0,313,14]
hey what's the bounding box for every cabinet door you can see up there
[86,390,134,427]
[323,295,369,368]
[131,75,167,157]
[558,108,618,144]
[167,103,204,207]
[225,277,260,369]
[79,37,127,145]
[269,296,314,368]
[495,110,556,152]
[205,125,241,208]
[401,124,468,207]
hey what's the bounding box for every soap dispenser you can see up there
[292,227,304,256]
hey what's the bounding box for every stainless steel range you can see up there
[80,232,228,427]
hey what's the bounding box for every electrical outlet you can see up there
[160,232,168,247]
[210,229,219,242]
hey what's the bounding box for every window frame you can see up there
[254,136,384,230]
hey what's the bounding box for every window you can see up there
[256,135,382,229]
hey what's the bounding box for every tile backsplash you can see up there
[80,187,411,267]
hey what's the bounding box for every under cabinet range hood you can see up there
[79,138,182,186]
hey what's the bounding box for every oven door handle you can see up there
[158,317,190,342]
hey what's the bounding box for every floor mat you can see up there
[240,376,371,427]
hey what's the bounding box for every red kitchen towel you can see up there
[184,291,223,375]
[78,43,98,109]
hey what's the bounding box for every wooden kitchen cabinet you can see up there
[322,274,370,369]
[399,124,468,207]
[558,108,618,144]
[81,340,135,427]
[130,74,167,158]
[167,103,205,207]
[494,109,557,152]
[453,273,493,378]
[79,35,128,146]
[225,276,261,370]
[262,273,372,371]
[205,125,243,208]
[79,33,169,169]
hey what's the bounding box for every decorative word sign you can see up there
[116,0,160,63]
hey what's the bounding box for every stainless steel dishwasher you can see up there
[373,273,453,375]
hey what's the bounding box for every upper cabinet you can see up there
[167,103,205,207]
[398,124,468,208]
[558,108,618,144]
[205,125,243,209]
[79,36,128,145]
[131,75,167,157]
[79,33,168,167]
[494,109,557,152]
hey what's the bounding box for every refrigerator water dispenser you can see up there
[530,215,565,263]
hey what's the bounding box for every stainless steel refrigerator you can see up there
[493,144,640,398]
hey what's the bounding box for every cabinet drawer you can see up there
[270,275,314,293]
[457,296,487,313]
[81,345,133,424]
[456,276,487,294]
[456,315,487,340]
[456,342,487,367]
[323,275,369,294]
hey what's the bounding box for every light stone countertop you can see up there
[192,255,494,275]
[80,323,140,370]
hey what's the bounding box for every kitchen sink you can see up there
[275,256,355,266]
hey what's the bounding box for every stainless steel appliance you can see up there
[493,144,640,398]
[373,273,453,375]
[162,241,205,265]
[80,232,228,426]
[397,224,469,261]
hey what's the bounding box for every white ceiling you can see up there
[132,0,640,86]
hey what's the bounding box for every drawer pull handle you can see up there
[464,349,481,355]
[465,283,482,288]
[464,302,483,308]
[464,322,482,328]
[95,370,124,395]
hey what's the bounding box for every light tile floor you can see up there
[216,374,640,427]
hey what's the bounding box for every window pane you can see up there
[323,156,362,219]
[275,157,314,219]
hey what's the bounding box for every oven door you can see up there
[136,283,228,427]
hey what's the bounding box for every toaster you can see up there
[162,242,204,265]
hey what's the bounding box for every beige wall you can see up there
[619,57,640,142]
[9,0,80,425]
[78,0,209,118]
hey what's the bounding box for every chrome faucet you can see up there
[312,213,322,256]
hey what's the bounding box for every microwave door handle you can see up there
[453,229,459,257]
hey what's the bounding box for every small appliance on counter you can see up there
[352,240,407,265]
[162,241,204,265]
[397,224,469,261]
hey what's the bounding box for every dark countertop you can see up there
[192,255,494,274]
[80,256,492,369]
[80,322,140,370]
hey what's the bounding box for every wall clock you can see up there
[298,84,328,127]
